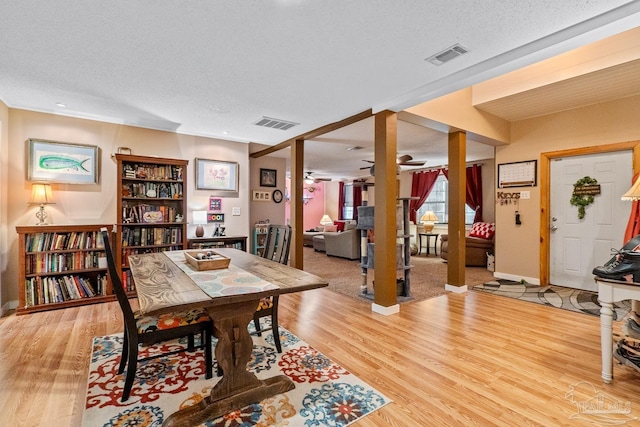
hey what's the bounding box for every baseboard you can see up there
[493,271,540,285]
[445,284,468,293]
[1,300,18,317]
[371,303,400,316]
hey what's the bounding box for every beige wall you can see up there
[496,94,640,281]
[3,109,252,308]
[249,156,286,253]
[0,100,9,313]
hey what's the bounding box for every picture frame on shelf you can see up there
[195,158,239,197]
[27,138,99,184]
[260,168,277,187]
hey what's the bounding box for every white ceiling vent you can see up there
[253,116,299,131]
[426,43,469,66]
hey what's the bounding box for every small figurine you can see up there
[175,213,183,223]
[219,226,226,236]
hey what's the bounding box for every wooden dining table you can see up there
[128,248,328,427]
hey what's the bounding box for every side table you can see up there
[418,233,439,256]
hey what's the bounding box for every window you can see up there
[342,184,354,220]
[417,174,475,224]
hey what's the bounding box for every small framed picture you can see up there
[27,138,99,184]
[260,168,277,187]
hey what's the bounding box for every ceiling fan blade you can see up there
[360,166,372,170]
[315,177,332,182]
[399,161,426,166]
[397,154,414,163]
[362,160,375,164]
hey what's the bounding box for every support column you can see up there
[446,131,467,293]
[289,139,304,269]
[373,111,399,314]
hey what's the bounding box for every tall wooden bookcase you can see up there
[16,224,114,314]
[115,154,189,289]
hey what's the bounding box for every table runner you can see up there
[163,250,279,298]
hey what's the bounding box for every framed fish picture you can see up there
[27,139,99,184]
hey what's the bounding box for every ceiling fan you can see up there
[359,154,426,170]
[304,172,331,184]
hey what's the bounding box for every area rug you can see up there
[473,279,631,320]
[303,246,495,303]
[82,321,391,426]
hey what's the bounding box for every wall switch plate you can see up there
[520,191,530,199]
[232,207,241,216]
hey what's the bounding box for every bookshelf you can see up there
[16,224,114,315]
[115,154,188,287]
[188,236,247,252]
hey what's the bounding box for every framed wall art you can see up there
[195,158,239,197]
[260,168,277,187]
[27,138,99,184]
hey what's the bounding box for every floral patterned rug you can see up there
[82,321,391,426]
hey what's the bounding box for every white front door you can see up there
[550,151,632,291]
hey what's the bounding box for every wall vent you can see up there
[253,116,299,131]
[425,43,469,66]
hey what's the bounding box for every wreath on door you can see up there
[570,176,598,219]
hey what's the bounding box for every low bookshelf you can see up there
[16,224,116,315]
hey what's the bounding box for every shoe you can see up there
[622,318,640,340]
[592,250,640,282]
[614,342,640,374]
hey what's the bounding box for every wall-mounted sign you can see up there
[209,197,222,211]
[207,213,225,222]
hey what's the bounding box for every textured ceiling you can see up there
[1,1,640,180]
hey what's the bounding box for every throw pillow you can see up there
[468,222,495,240]
[334,221,345,232]
[324,225,338,232]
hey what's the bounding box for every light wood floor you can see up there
[2,288,640,426]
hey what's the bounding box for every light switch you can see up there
[520,191,530,199]
[232,207,241,216]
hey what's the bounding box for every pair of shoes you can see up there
[613,342,640,374]
[592,249,640,282]
[622,318,640,340]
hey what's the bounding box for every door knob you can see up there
[551,217,558,222]
[550,225,558,231]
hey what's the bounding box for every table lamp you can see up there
[420,211,438,233]
[29,183,55,225]
[622,175,640,200]
[193,210,207,237]
[319,214,333,226]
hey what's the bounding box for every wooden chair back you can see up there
[262,224,291,265]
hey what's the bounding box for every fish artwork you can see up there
[39,155,90,172]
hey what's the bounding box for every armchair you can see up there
[440,234,494,266]
[323,226,360,260]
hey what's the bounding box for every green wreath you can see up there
[570,176,598,219]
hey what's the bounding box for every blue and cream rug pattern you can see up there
[474,279,631,320]
[82,321,391,426]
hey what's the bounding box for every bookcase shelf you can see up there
[16,224,115,315]
[115,154,189,283]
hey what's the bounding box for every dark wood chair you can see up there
[253,224,291,353]
[100,228,213,401]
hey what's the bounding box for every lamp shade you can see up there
[29,183,55,205]
[192,210,207,237]
[622,176,640,200]
[319,214,333,226]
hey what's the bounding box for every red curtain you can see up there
[338,181,345,220]
[353,185,362,221]
[409,169,440,223]
[466,164,483,223]
[624,172,640,243]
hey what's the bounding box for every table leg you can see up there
[600,300,614,384]
[163,299,295,426]
[418,235,423,255]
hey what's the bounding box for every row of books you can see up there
[122,270,135,293]
[191,241,244,250]
[25,251,105,274]
[122,203,181,224]
[121,227,182,248]
[122,182,183,199]
[24,274,106,306]
[25,231,105,253]
[122,163,183,181]
[121,246,184,267]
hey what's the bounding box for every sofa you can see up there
[440,222,495,267]
[323,224,361,260]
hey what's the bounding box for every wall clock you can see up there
[272,189,283,203]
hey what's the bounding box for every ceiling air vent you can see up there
[253,116,299,131]
[425,43,469,66]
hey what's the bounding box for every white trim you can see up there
[371,303,400,316]
[445,284,468,293]
[493,271,540,285]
